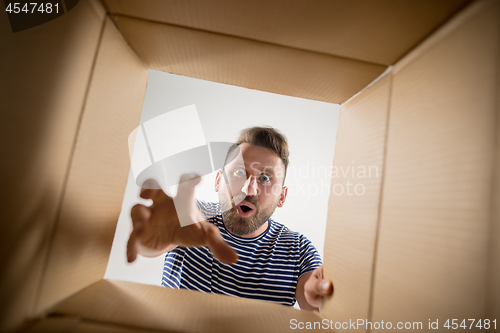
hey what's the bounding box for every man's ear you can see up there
[277,186,288,208]
[215,169,223,192]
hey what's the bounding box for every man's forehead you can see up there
[225,143,285,174]
[229,160,279,173]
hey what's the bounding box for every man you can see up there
[127,127,333,311]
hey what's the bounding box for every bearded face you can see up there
[215,143,287,238]
[218,189,278,236]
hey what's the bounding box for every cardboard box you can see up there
[1,0,498,331]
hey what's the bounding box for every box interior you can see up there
[1,0,499,332]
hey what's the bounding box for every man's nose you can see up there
[241,175,258,196]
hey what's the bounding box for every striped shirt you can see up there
[161,200,322,306]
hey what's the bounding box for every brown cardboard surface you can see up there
[71,320,177,333]
[103,0,471,66]
[53,279,325,333]
[110,15,386,105]
[3,0,500,331]
[34,16,148,314]
[486,7,500,319]
[23,316,176,333]
[372,0,500,326]
[0,0,106,330]
[21,317,80,333]
[322,74,392,331]
[393,0,494,75]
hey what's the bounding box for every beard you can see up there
[218,190,277,236]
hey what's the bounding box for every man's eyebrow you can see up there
[246,163,275,174]
[261,167,275,175]
[228,161,277,174]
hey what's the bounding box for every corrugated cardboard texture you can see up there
[486,9,500,319]
[0,1,106,330]
[22,317,80,333]
[70,321,176,333]
[103,0,471,66]
[34,16,148,313]
[53,279,324,333]
[109,15,386,105]
[372,0,500,326]
[5,0,500,331]
[322,74,391,331]
[23,316,175,333]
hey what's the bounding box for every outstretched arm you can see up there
[127,174,238,264]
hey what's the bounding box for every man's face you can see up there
[215,143,287,237]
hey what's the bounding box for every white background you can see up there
[104,70,340,286]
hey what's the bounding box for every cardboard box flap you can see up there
[109,15,386,104]
[322,74,392,330]
[0,0,107,330]
[488,4,500,317]
[22,317,80,333]
[52,280,324,333]
[103,0,472,66]
[371,0,500,324]
[33,14,148,315]
[22,316,177,333]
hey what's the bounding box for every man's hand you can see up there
[127,174,238,264]
[296,265,333,311]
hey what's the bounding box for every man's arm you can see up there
[296,265,333,311]
[127,174,237,264]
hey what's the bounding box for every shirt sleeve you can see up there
[162,247,186,289]
[298,235,323,279]
[194,199,218,224]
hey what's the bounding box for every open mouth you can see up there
[235,200,256,217]
[240,205,251,212]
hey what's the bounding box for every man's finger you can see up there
[140,179,171,203]
[205,224,238,264]
[131,204,151,228]
[314,278,333,296]
[140,188,170,203]
[176,173,201,202]
[174,174,204,226]
[140,178,162,190]
[140,188,158,200]
[127,230,140,263]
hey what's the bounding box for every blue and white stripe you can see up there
[161,200,322,306]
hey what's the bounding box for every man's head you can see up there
[215,127,289,237]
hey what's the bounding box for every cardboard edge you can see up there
[32,10,149,317]
[340,66,393,106]
[107,11,391,68]
[30,10,109,319]
[87,0,107,22]
[50,279,327,333]
[110,14,387,105]
[322,73,393,328]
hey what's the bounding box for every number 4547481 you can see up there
[5,3,59,14]
[444,319,496,330]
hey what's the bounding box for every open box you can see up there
[1,0,499,331]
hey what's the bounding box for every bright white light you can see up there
[129,126,152,180]
[143,104,206,163]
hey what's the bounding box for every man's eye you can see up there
[260,174,270,182]
[234,169,246,177]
